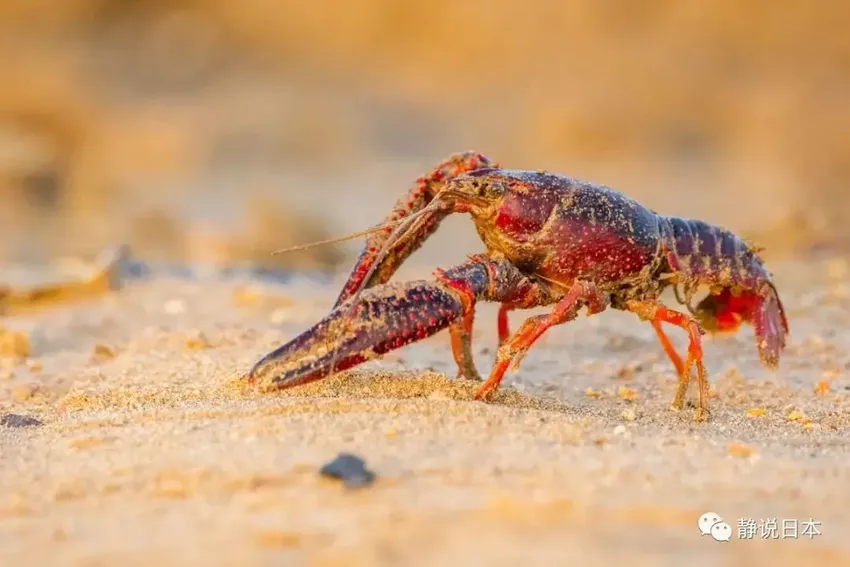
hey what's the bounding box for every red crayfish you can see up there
[247,152,789,421]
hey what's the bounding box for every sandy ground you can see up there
[1,256,850,566]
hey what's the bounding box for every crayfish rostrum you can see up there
[247,152,789,421]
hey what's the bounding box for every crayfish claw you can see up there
[248,281,467,392]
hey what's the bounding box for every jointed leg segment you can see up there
[448,299,523,381]
[497,304,514,346]
[474,281,608,401]
[628,300,710,421]
[435,256,556,384]
[651,320,685,376]
[448,305,481,380]
[441,278,482,381]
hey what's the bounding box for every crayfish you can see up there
[247,152,789,421]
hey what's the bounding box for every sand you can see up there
[1,256,849,566]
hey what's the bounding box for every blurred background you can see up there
[0,0,848,277]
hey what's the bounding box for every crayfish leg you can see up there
[650,320,685,376]
[628,301,709,422]
[447,291,482,381]
[497,304,513,346]
[474,281,608,401]
[438,260,545,383]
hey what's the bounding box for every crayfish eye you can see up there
[476,180,505,198]
[460,178,493,198]
[453,172,505,204]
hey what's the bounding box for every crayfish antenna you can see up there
[271,220,412,255]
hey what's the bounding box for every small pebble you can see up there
[319,453,376,489]
[1,413,43,428]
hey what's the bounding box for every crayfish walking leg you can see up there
[650,320,686,376]
[474,281,609,401]
[497,304,514,346]
[446,292,482,381]
[627,300,710,421]
[499,297,691,378]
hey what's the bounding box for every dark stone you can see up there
[319,453,376,489]
[1,414,43,428]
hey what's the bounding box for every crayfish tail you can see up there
[753,282,789,369]
[662,216,790,369]
[692,283,789,369]
[247,281,464,391]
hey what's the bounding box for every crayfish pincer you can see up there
[247,151,789,422]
